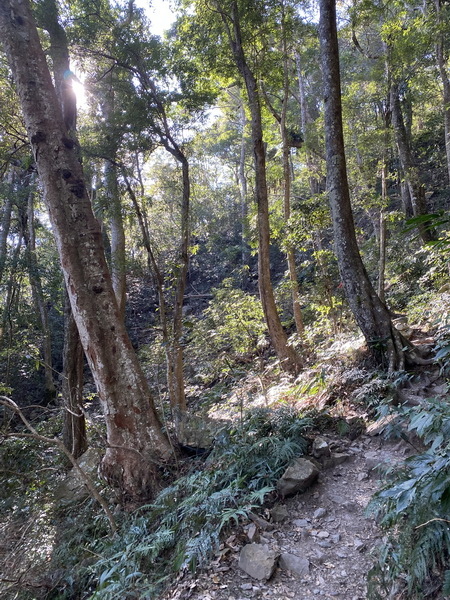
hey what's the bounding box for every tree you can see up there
[210,0,302,374]
[0,0,173,499]
[38,0,87,457]
[319,0,422,371]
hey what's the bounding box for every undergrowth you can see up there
[367,396,450,599]
[49,405,313,599]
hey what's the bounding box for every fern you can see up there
[47,405,313,600]
[368,401,450,598]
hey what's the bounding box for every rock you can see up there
[279,553,310,577]
[270,504,289,523]
[317,531,329,539]
[353,538,366,551]
[277,458,320,497]
[245,522,259,543]
[321,452,352,469]
[313,507,327,519]
[293,518,310,528]
[55,447,103,502]
[312,437,331,458]
[238,544,279,581]
[249,512,275,531]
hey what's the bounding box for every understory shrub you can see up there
[367,397,450,599]
[51,405,313,600]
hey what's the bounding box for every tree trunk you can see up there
[102,85,126,320]
[280,10,304,336]
[390,81,433,243]
[0,0,173,499]
[435,0,450,184]
[62,289,87,458]
[40,0,86,452]
[22,186,56,399]
[237,95,250,287]
[0,169,14,286]
[319,0,407,371]
[217,0,302,374]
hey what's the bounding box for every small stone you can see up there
[357,472,368,481]
[354,538,366,551]
[279,553,310,577]
[312,437,331,458]
[317,531,330,539]
[293,518,310,528]
[270,504,289,523]
[240,583,253,590]
[238,544,279,581]
[322,453,352,469]
[277,458,320,497]
[331,533,341,543]
[246,522,259,543]
[314,507,327,519]
[344,501,359,513]
[318,541,332,548]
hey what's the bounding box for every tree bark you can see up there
[319,0,408,371]
[0,0,173,499]
[216,0,302,374]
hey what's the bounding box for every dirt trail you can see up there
[166,433,414,600]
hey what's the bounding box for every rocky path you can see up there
[166,432,414,600]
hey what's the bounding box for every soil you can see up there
[162,432,418,600]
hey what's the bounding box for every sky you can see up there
[135,0,176,35]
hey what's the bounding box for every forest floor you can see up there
[163,333,444,600]
[0,328,444,599]
[164,431,413,600]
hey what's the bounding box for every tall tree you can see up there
[0,0,173,499]
[38,0,87,458]
[211,0,302,374]
[319,0,420,371]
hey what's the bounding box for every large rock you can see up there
[277,458,320,497]
[55,447,103,502]
[279,553,310,577]
[238,543,279,580]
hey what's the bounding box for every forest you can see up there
[0,0,450,598]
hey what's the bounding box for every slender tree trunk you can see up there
[237,96,250,287]
[103,86,126,320]
[280,10,304,336]
[1,235,22,352]
[390,81,433,243]
[0,0,173,499]
[23,188,56,399]
[0,170,14,286]
[216,0,302,374]
[319,0,408,371]
[62,289,87,458]
[435,0,450,184]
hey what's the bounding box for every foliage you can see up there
[48,405,312,599]
[368,399,450,598]
[187,280,267,383]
